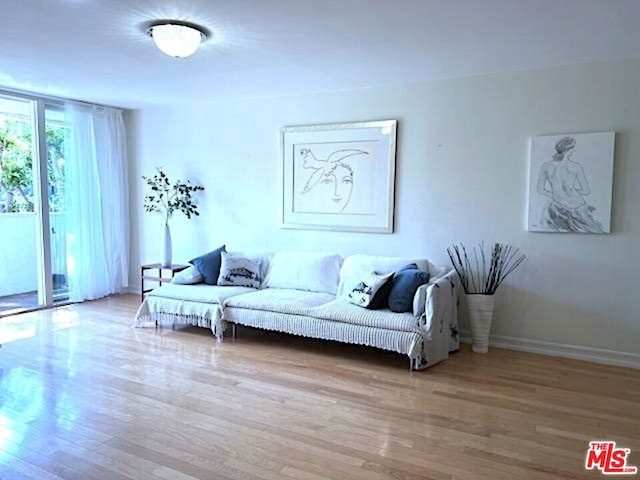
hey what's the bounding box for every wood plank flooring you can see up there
[0,294,638,479]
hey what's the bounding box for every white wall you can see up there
[128,59,640,357]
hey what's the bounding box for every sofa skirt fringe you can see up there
[133,297,226,337]
[223,307,425,364]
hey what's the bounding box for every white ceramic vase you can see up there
[161,222,172,267]
[466,294,495,353]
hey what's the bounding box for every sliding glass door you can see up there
[0,95,40,313]
[0,93,67,314]
[46,106,68,303]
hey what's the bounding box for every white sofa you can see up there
[134,251,460,370]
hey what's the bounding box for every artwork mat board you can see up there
[527,131,615,233]
[281,120,397,233]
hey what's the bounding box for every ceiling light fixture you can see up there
[147,21,207,58]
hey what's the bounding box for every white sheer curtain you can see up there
[64,102,129,301]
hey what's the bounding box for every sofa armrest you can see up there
[412,267,454,317]
[413,268,460,359]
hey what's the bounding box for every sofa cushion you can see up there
[224,288,335,315]
[223,290,419,332]
[171,265,203,285]
[148,283,255,304]
[190,245,226,285]
[337,254,429,298]
[311,299,419,332]
[217,252,261,288]
[346,272,393,308]
[263,251,342,294]
[388,264,430,313]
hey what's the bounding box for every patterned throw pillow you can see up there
[216,252,262,288]
[347,272,394,308]
[366,273,394,310]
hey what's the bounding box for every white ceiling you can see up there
[2,0,640,108]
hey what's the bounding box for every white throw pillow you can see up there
[217,252,262,289]
[347,272,394,308]
[337,254,430,298]
[264,251,342,294]
[171,265,203,285]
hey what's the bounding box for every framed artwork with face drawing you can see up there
[281,120,397,233]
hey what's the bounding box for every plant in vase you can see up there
[447,242,525,353]
[142,168,204,267]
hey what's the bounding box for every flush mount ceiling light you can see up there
[147,21,207,58]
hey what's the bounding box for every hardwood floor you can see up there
[0,294,638,479]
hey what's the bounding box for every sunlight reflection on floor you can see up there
[0,308,79,344]
[0,307,83,465]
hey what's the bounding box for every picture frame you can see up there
[281,120,397,233]
[527,131,615,233]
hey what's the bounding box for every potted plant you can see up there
[142,168,204,267]
[447,242,525,353]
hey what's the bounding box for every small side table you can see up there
[140,263,189,301]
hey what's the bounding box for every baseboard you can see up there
[123,286,140,295]
[459,331,640,369]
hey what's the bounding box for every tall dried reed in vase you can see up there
[447,242,525,353]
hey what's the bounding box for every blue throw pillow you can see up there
[388,264,430,313]
[190,245,226,285]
